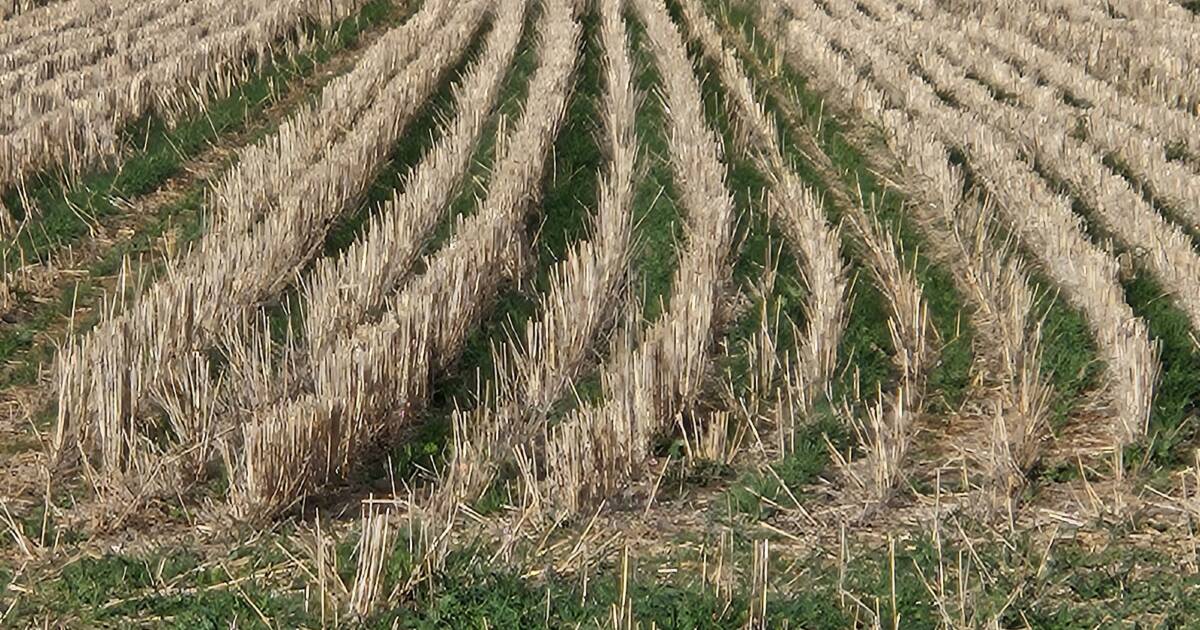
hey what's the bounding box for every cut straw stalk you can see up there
[1,0,216,99]
[1,0,194,80]
[952,18,1200,166]
[866,0,1200,165]
[1,3,191,112]
[540,0,735,516]
[889,118,1052,499]
[415,0,638,569]
[676,0,847,451]
[902,0,1200,109]
[780,0,1158,444]
[156,0,523,481]
[228,0,582,519]
[0,0,370,216]
[0,0,244,56]
[51,2,489,476]
[302,0,524,359]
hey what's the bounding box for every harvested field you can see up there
[2,0,1200,626]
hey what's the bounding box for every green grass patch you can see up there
[625,10,685,325]
[371,546,847,628]
[1031,280,1104,431]
[1,533,849,629]
[1165,140,1191,164]
[1121,272,1200,469]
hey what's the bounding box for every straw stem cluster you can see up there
[857,5,1200,350]
[677,0,847,454]
[415,0,638,569]
[836,204,932,506]
[0,0,368,233]
[300,0,522,360]
[890,27,1200,235]
[540,0,736,517]
[207,0,453,239]
[935,0,1200,111]
[2,0,64,19]
[862,75,1053,502]
[779,0,1159,445]
[227,0,581,519]
[51,2,489,483]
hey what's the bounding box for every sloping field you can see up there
[2,0,1200,626]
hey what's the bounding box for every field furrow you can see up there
[690,0,971,514]
[301,0,524,360]
[931,40,1200,236]
[421,0,637,560]
[844,0,1200,334]
[0,0,173,67]
[0,2,398,390]
[924,11,1200,168]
